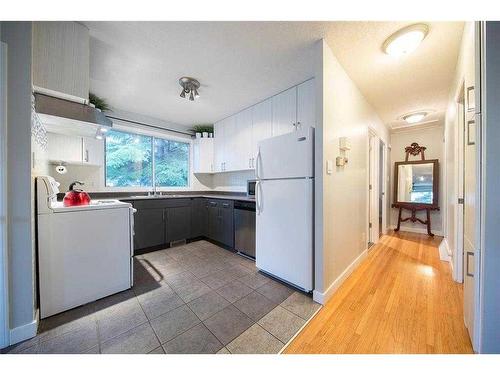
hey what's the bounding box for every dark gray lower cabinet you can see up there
[166,205,191,242]
[133,207,166,250]
[220,201,234,248]
[207,199,234,248]
[191,198,208,238]
[131,197,234,253]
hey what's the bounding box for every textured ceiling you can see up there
[84,21,464,129]
[322,21,464,128]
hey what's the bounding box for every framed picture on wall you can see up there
[467,119,476,145]
[466,86,475,112]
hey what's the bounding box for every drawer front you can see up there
[132,198,192,210]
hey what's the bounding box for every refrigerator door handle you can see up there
[255,149,260,179]
[255,180,261,215]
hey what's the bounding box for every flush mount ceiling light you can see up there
[179,77,200,101]
[402,111,428,124]
[383,24,429,57]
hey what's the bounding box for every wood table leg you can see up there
[395,207,402,232]
[426,208,434,236]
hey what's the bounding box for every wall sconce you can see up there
[336,137,350,166]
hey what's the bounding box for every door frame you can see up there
[454,82,465,283]
[367,126,384,247]
[0,41,9,349]
[379,138,388,237]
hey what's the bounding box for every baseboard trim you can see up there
[9,319,37,346]
[389,225,443,237]
[438,237,452,262]
[313,248,368,305]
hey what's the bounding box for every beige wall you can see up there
[314,39,388,301]
[389,124,444,234]
[444,22,475,276]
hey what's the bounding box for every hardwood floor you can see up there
[284,231,473,354]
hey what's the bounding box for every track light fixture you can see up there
[179,77,201,101]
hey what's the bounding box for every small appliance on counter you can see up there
[63,181,91,207]
[247,180,257,197]
[36,175,136,318]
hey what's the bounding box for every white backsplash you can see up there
[211,170,255,192]
[45,163,251,193]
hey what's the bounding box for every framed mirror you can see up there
[394,159,439,208]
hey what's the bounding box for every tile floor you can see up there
[2,240,320,354]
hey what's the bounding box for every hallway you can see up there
[284,231,473,354]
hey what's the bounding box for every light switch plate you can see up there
[326,160,333,174]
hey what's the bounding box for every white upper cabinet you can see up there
[297,79,315,129]
[48,133,83,164]
[32,22,90,101]
[222,115,237,171]
[193,138,214,174]
[214,120,225,172]
[47,132,103,166]
[211,78,314,173]
[82,137,104,166]
[235,107,253,171]
[272,86,297,137]
[251,98,272,165]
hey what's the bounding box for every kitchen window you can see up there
[105,129,190,188]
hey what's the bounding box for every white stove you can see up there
[36,176,135,318]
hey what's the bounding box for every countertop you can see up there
[104,193,255,203]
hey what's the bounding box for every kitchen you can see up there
[28,21,319,354]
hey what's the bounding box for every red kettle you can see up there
[63,181,91,207]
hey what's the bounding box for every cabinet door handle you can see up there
[222,203,229,208]
[249,158,251,168]
[297,121,301,130]
[85,149,89,162]
[252,158,255,168]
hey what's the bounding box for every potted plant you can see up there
[191,124,214,138]
[89,93,110,111]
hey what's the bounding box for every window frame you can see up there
[103,126,192,191]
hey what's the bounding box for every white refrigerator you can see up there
[255,126,314,291]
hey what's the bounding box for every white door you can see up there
[235,107,253,171]
[0,41,9,349]
[463,111,477,344]
[223,115,237,171]
[297,79,315,129]
[193,138,214,174]
[213,120,225,172]
[82,137,103,166]
[368,133,376,246]
[47,132,83,163]
[251,98,272,168]
[272,86,297,137]
[256,178,313,291]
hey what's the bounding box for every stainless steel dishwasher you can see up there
[234,200,256,258]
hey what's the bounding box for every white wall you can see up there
[389,124,444,235]
[314,39,389,303]
[444,22,475,277]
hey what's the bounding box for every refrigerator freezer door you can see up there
[256,178,313,291]
[256,126,314,180]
